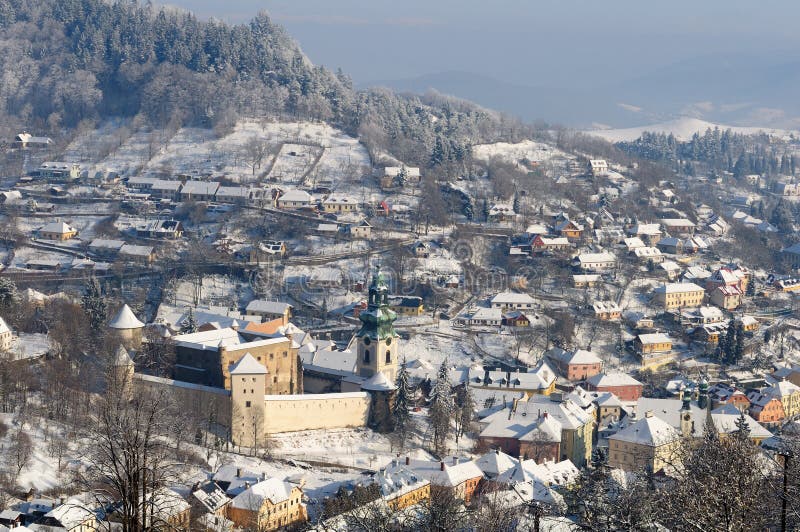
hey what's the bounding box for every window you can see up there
[273,376,278,383]
[270,353,274,360]
[245,401,251,408]
[364,350,371,363]
[283,351,288,358]
[386,350,391,363]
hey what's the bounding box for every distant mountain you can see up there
[586,117,799,143]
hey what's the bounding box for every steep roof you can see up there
[108,304,145,329]
[360,372,396,391]
[229,353,268,375]
[38,221,76,234]
[231,478,295,509]
[609,414,680,446]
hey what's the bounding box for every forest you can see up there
[0,0,537,176]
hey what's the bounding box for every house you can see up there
[36,221,78,241]
[761,380,800,419]
[36,498,98,532]
[481,395,595,467]
[216,186,254,204]
[747,391,785,426]
[775,278,800,292]
[545,347,603,381]
[488,204,517,223]
[389,296,424,317]
[502,310,531,327]
[308,268,343,288]
[655,237,683,255]
[607,411,681,472]
[401,457,484,503]
[276,189,314,209]
[554,219,584,240]
[585,373,644,401]
[736,315,759,333]
[15,132,52,148]
[245,300,292,324]
[592,301,621,320]
[588,159,608,177]
[348,219,372,239]
[531,235,571,252]
[628,223,663,244]
[0,316,12,351]
[634,333,674,369]
[681,306,724,326]
[490,292,535,310]
[150,179,183,200]
[34,162,83,180]
[374,461,431,510]
[127,176,158,190]
[575,252,616,271]
[652,282,705,310]
[468,361,557,397]
[412,242,430,257]
[227,478,307,531]
[708,383,750,411]
[180,180,220,202]
[572,274,600,288]
[89,238,126,257]
[781,242,800,269]
[709,284,742,310]
[119,244,156,264]
[706,267,749,293]
[479,411,563,463]
[135,219,184,239]
[322,195,359,213]
[461,306,503,327]
[660,218,696,235]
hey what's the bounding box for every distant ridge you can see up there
[586,117,799,143]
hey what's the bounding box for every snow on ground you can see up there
[471,140,569,165]
[159,275,254,319]
[586,117,800,143]
[9,246,74,269]
[10,333,50,360]
[268,143,323,185]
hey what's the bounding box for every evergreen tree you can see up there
[722,319,736,364]
[0,277,17,312]
[392,358,413,449]
[733,323,745,364]
[458,382,475,439]
[181,307,198,334]
[428,359,455,456]
[512,192,520,214]
[81,277,108,331]
[734,411,751,441]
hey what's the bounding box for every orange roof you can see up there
[243,318,285,335]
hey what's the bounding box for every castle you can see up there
[112,267,399,448]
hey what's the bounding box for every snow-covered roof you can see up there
[230,353,268,375]
[609,413,680,446]
[278,189,313,202]
[636,332,671,345]
[474,450,519,478]
[44,498,95,529]
[545,347,602,365]
[38,221,76,234]
[491,292,535,305]
[0,317,10,335]
[404,457,484,488]
[245,300,292,315]
[108,304,145,329]
[230,478,295,510]
[654,282,704,294]
[360,372,396,391]
[586,372,642,388]
[181,180,220,195]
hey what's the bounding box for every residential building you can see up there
[554,219,584,240]
[34,161,83,180]
[587,159,608,177]
[0,317,12,351]
[276,190,314,209]
[575,252,616,271]
[747,391,785,426]
[36,221,78,241]
[592,301,621,320]
[402,457,484,503]
[349,219,372,239]
[761,380,800,419]
[607,411,682,472]
[572,274,600,288]
[389,296,424,317]
[468,361,557,397]
[545,347,603,381]
[180,180,220,202]
[709,285,743,310]
[660,218,696,235]
[322,195,359,213]
[490,292,535,310]
[374,461,431,510]
[479,411,563,463]
[135,219,184,239]
[585,373,644,401]
[227,478,307,531]
[652,283,705,310]
[634,333,674,369]
[244,300,292,325]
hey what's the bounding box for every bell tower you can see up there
[356,265,399,382]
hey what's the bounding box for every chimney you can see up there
[405,456,410,466]
[542,412,548,419]
[440,461,445,471]
[59,496,65,506]
[236,467,242,478]
[645,410,654,418]
[244,481,250,489]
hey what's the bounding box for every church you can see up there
[114,266,400,448]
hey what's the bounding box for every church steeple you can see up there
[355,265,399,380]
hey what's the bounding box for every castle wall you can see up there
[134,373,232,427]
[260,392,371,434]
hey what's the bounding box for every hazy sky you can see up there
[163,1,800,126]
[165,1,798,83]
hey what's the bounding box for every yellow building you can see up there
[652,282,705,309]
[634,333,675,369]
[375,462,432,510]
[322,195,359,213]
[608,411,682,472]
[763,380,800,419]
[228,478,307,531]
[37,221,78,240]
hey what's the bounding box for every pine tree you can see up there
[181,307,198,334]
[0,277,17,312]
[722,319,736,364]
[734,411,751,441]
[428,359,455,456]
[81,277,107,331]
[733,323,745,364]
[392,358,413,449]
[458,383,474,439]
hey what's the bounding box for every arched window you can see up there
[364,350,371,363]
[385,350,391,363]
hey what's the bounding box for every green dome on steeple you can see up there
[357,265,398,341]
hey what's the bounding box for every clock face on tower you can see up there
[363,337,371,346]
[386,337,392,346]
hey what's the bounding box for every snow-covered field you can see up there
[471,140,570,165]
[586,117,800,142]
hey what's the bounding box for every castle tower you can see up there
[108,304,145,350]
[229,353,268,449]
[355,266,399,382]
[111,344,135,398]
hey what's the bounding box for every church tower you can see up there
[229,353,268,448]
[356,266,399,382]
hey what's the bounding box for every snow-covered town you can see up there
[0,1,799,531]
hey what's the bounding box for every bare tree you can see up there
[9,428,33,478]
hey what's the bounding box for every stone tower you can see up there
[229,353,268,448]
[108,304,145,350]
[111,344,135,399]
[355,266,399,382]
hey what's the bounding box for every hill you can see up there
[586,117,798,143]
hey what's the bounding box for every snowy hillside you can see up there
[586,117,799,142]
